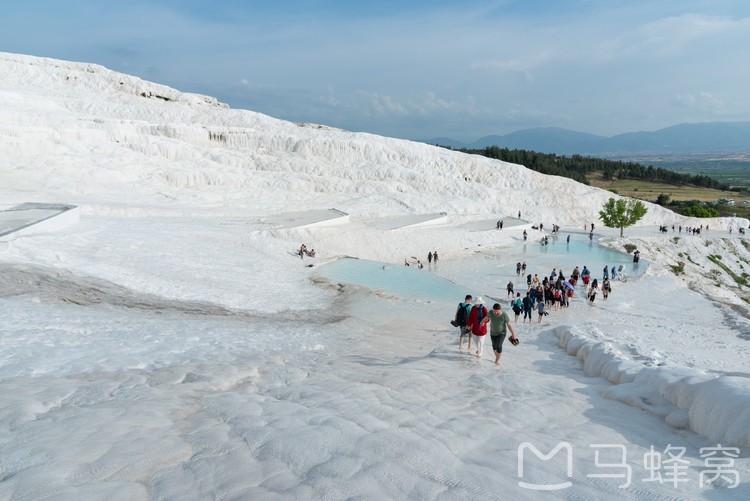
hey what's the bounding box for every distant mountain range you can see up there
[424,121,750,156]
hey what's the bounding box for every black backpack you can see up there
[455,303,470,326]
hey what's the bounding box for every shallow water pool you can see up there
[315,236,648,305]
[515,233,647,278]
[314,258,469,304]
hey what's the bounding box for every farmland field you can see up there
[587,174,745,203]
[610,154,750,189]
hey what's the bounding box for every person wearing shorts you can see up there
[488,303,518,366]
[512,292,522,323]
[537,300,545,323]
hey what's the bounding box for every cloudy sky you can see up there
[2,0,749,141]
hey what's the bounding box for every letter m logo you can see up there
[517,441,573,491]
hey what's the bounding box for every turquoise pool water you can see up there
[315,258,468,303]
[315,236,647,304]
[515,234,647,277]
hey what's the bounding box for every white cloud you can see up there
[671,91,724,112]
[595,13,750,61]
[470,51,555,73]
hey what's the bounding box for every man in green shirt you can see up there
[488,303,518,366]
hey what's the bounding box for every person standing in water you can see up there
[506,280,514,297]
[488,303,518,366]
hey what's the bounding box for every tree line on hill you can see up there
[455,145,729,190]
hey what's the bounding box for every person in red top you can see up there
[467,297,489,358]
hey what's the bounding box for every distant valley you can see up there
[424,121,750,157]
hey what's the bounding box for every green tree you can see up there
[655,193,670,206]
[599,197,648,237]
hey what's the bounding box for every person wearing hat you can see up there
[488,303,518,365]
[467,297,489,358]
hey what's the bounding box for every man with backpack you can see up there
[511,293,522,323]
[454,294,474,351]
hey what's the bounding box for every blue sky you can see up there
[2,0,749,141]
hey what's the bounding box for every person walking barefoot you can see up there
[455,295,473,351]
[488,303,518,365]
[467,297,489,358]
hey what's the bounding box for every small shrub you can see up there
[670,264,684,275]
[623,244,637,253]
[681,205,720,218]
[678,252,684,258]
[705,240,712,247]
[673,237,680,244]
[656,193,671,206]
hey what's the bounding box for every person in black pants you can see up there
[522,292,533,324]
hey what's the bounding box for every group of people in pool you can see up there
[404,251,439,269]
[506,264,616,316]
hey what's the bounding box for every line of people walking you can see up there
[452,258,620,366]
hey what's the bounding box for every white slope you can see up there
[1,52,749,499]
